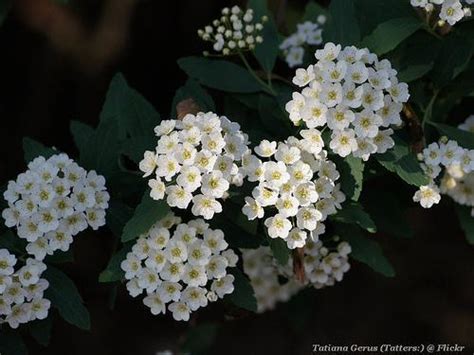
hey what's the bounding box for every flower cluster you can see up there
[2,154,110,260]
[121,212,238,321]
[280,18,326,68]
[241,136,345,249]
[139,112,249,220]
[242,239,351,312]
[411,0,473,26]
[0,250,50,329]
[415,116,474,211]
[197,6,266,56]
[285,43,409,160]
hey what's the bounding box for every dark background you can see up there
[0,0,473,354]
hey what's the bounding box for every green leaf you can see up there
[28,318,52,346]
[100,73,160,140]
[432,35,474,88]
[80,120,121,177]
[121,193,170,242]
[337,224,395,277]
[430,122,474,149]
[331,201,376,233]
[70,120,94,156]
[325,0,360,47]
[0,331,28,355]
[182,323,218,354]
[456,205,474,245]
[227,268,258,312]
[337,156,364,201]
[23,137,57,163]
[258,94,292,139]
[376,135,429,187]
[0,230,27,255]
[248,0,279,73]
[178,57,262,93]
[171,78,215,118]
[99,242,133,283]
[398,63,434,83]
[106,200,134,238]
[44,266,91,330]
[268,237,290,266]
[361,17,422,55]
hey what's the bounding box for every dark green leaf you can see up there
[431,35,474,88]
[44,249,74,264]
[28,318,52,346]
[456,205,474,245]
[331,201,376,233]
[325,0,360,46]
[0,230,27,255]
[430,122,474,149]
[398,63,433,83]
[70,120,94,156]
[258,94,292,139]
[337,224,395,277]
[23,137,57,163]
[302,1,329,22]
[268,237,290,266]
[227,268,257,312]
[376,135,429,187]
[106,200,134,238]
[178,57,262,93]
[44,266,91,330]
[337,156,364,201]
[121,193,170,242]
[182,323,218,354]
[361,17,422,55]
[99,242,133,283]
[248,0,279,73]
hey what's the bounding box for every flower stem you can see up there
[238,52,276,96]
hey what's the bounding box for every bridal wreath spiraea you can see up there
[197,5,266,56]
[121,212,237,321]
[411,0,473,26]
[285,43,409,160]
[2,154,110,260]
[0,250,50,329]
[280,17,326,68]
[414,115,474,210]
[139,112,249,220]
[241,135,345,249]
[242,238,351,313]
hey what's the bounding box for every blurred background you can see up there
[0,0,473,354]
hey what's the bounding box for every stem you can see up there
[238,51,276,96]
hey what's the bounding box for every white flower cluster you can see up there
[242,239,351,313]
[411,0,473,26]
[279,17,326,68]
[0,250,50,329]
[139,112,249,220]
[415,116,474,211]
[285,43,409,160]
[197,6,266,56]
[2,154,110,260]
[241,136,345,249]
[121,212,238,321]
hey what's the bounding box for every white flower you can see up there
[413,184,441,208]
[168,301,190,321]
[211,274,235,298]
[242,197,264,220]
[286,228,307,249]
[149,179,166,200]
[166,185,193,209]
[255,140,277,157]
[143,292,166,315]
[191,195,222,220]
[265,214,292,239]
[182,287,208,311]
[329,129,358,157]
[201,171,229,198]
[0,250,17,276]
[139,151,157,177]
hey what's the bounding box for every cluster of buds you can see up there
[198,6,266,56]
